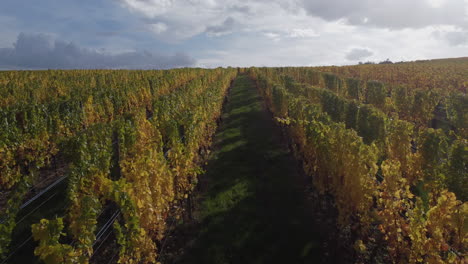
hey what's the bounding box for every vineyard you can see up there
[0,58,467,264]
[0,68,237,263]
[248,59,467,263]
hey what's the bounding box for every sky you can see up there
[0,0,467,69]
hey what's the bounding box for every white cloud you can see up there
[264,32,281,42]
[445,31,468,45]
[119,0,315,41]
[288,28,319,38]
[427,0,447,8]
[433,26,468,46]
[118,0,468,46]
[120,0,174,18]
[120,0,238,41]
[148,22,168,34]
[196,24,468,67]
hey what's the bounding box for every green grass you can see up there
[175,75,323,264]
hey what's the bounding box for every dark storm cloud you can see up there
[346,48,373,61]
[301,0,467,29]
[0,33,196,70]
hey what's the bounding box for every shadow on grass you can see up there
[163,75,328,264]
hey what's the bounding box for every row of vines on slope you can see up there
[0,68,238,263]
[260,67,467,136]
[249,67,466,264]
[315,58,468,94]
[0,68,209,260]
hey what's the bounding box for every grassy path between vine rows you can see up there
[162,74,327,264]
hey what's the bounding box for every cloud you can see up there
[432,26,468,46]
[264,32,281,42]
[288,28,319,38]
[2,0,468,68]
[197,23,468,68]
[119,0,228,41]
[301,0,467,29]
[228,5,252,15]
[0,33,195,69]
[119,0,174,18]
[118,0,308,41]
[148,22,168,34]
[445,31,468,46]
[205,17,237,36]
[117,0,468,46]
[346,48,373,61]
